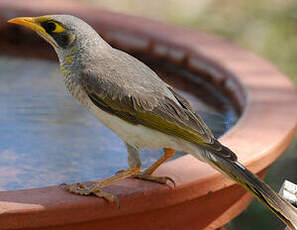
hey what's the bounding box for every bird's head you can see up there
[8,15,108,64]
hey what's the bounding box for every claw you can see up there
[162,176,176,187]
[59,167,139,208]
[60,182,120,207]
[133,173,176,187]
[93,190,120,208]
[61,182,93,195]
[76,182,86,189]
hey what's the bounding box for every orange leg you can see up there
[145,148,175,174]
[62,166,140,207]
[62,143,142,207]
[133,148,176,186]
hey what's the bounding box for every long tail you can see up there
[193,147,297,230]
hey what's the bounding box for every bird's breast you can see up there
[62,75,192,152]
[89,102,181,149]
[63,75,93,109]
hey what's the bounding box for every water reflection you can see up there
[0,56,237,191]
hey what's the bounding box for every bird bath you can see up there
[0,55,237,191]
[0,1,297,230]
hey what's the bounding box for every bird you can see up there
[8,15,297,229]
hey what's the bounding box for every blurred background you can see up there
[69,0,297,229]
[0,0,296,229]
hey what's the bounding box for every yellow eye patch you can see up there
[51,22,66,33]
[42,21,66,34]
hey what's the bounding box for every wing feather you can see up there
[78,51,237,161]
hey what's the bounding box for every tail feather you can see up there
[193,148,297,230]
[224,160,297,230]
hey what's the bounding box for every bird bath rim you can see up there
[0,0,297,229]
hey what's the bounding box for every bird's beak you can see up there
[8,17,58,48]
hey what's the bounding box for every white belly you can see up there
[89,102,180,149]
[65,79,201,157]
[89,102,206,164]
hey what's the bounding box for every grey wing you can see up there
[79,49,237,160]
[80,71,212,138]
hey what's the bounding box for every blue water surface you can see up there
[0,56,236,191]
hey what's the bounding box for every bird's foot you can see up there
[61,167,140,208]
[60,182,120,207]
[132,172,176,187]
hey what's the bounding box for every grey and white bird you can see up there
[8,15,297,229]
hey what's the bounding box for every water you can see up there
[0,55,237,191]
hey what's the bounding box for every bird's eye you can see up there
[44,22,56,33]
[42,21,66,34]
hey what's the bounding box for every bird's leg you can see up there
[62,144,141,206]
[133,148,176,186]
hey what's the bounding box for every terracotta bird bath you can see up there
[0,0,297,229]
